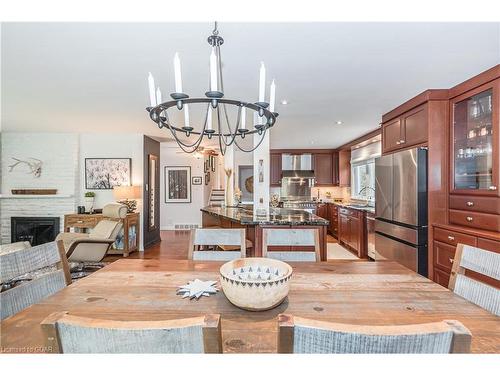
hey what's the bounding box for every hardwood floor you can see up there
[105,230,339,262]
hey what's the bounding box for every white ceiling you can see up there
[1,22,499,148]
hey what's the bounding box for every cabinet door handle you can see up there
[447,235,455,241]
[399,139,406,144]
[466,201,474,207]
[449,258,454,264]
[466,216,473,222]
[77,220,83,224]
[396,141,401,145]
[489,185,497,191]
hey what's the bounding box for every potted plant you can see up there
[84,191,95,213]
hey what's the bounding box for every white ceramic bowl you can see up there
[219,257,293,311]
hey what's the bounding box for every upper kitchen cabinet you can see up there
[338,150,351,186]
[270,152,282,186]
[381,90,449,155]
[450,79,499,196]
[312,152,338,186]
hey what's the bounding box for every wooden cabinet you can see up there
[431,223,500,287]
[313,153,335,185]
[270,153,282,186]
[338,206,366,258]
[338,150,351,187]
[450,80,499,196]
[382,118,402,153]
[327,203,339,238]
[316,203,328,219]
[382,104,428,154]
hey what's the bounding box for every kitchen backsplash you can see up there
[270,186,349,201]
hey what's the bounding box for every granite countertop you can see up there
[201,206,329,226]
[313,200,375,214]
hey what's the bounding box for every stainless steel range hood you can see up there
[281,154,315,179]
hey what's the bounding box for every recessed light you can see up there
[335,121,343,125]
[280,99,288,105]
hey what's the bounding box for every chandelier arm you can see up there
[161,114,207,151]
[217,105,240,147]
[233,126,268,153]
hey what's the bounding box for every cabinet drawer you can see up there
[339,207,354,216]
[434,268,451,289]
[433,227,476,247]
[477,238,500,253]
[449,195,500,214]
[433,241,456,273]
[449,209,500,232]
[65,215,97,227]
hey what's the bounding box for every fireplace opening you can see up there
[11,217,60,246]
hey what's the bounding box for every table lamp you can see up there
[113,185,141,213]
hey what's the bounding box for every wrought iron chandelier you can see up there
[146,22,278,155]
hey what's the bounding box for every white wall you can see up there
[160,143,217,229]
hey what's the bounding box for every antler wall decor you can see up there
[8,157,43,178]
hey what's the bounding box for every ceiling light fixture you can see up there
[280,99,288,105]
[336,121,343,125]
[146,22,279,155]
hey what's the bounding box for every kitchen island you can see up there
[201,206,329,260]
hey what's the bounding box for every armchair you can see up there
[56,203,127,262]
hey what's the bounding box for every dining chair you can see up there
[277,314,472,353]
[188,228,246,261]
[0,240,71,320]
[448,243,500,316]
[262,228,320,262]
[41,312,222,353]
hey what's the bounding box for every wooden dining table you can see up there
[1,259,499,353]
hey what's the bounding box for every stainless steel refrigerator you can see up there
[375,147,428,276]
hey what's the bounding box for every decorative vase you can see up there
[84,197,94,213]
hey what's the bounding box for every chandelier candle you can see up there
[210,48,218,92]
[259,62,266,103]
[174,52,183,93]
[148,72,156,107]
[269,80,276,112]
[146,22,279,155]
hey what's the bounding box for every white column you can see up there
[253,128,270,212]
[224,144,235,206]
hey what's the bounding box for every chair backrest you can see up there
[188,228,246,261]
[449,243,500,316]
[262,228,320,262]
[278,314,471,354]
[41,312,222,353]
[89,203,127,240]
[0,240,71,320]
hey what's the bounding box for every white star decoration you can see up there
[177,279,219,300]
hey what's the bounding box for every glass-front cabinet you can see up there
[451,81,499,195]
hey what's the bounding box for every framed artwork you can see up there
[238,165,254,201]
[165,166,191,203]
[258,159,264,183]
[204,159,210,173]
[192,176,202,185]
[205,172,210,184]
[85,158,131,189]
[210,155,216,172]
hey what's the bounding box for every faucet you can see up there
[358,186,375,203]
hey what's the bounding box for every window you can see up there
[351,159,375,202]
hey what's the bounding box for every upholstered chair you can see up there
[56,203,127,262]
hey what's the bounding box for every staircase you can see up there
[208,188,225,207]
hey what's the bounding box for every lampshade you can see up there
[113,185,141,200]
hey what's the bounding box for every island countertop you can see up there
[201,206,329,226]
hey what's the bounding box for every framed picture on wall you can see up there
[85,158,131,189]
[165,166,191,203]
[204,159,210,173]
[210,155,216,172]
[205,172,210,184]
[192,176,202,185]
